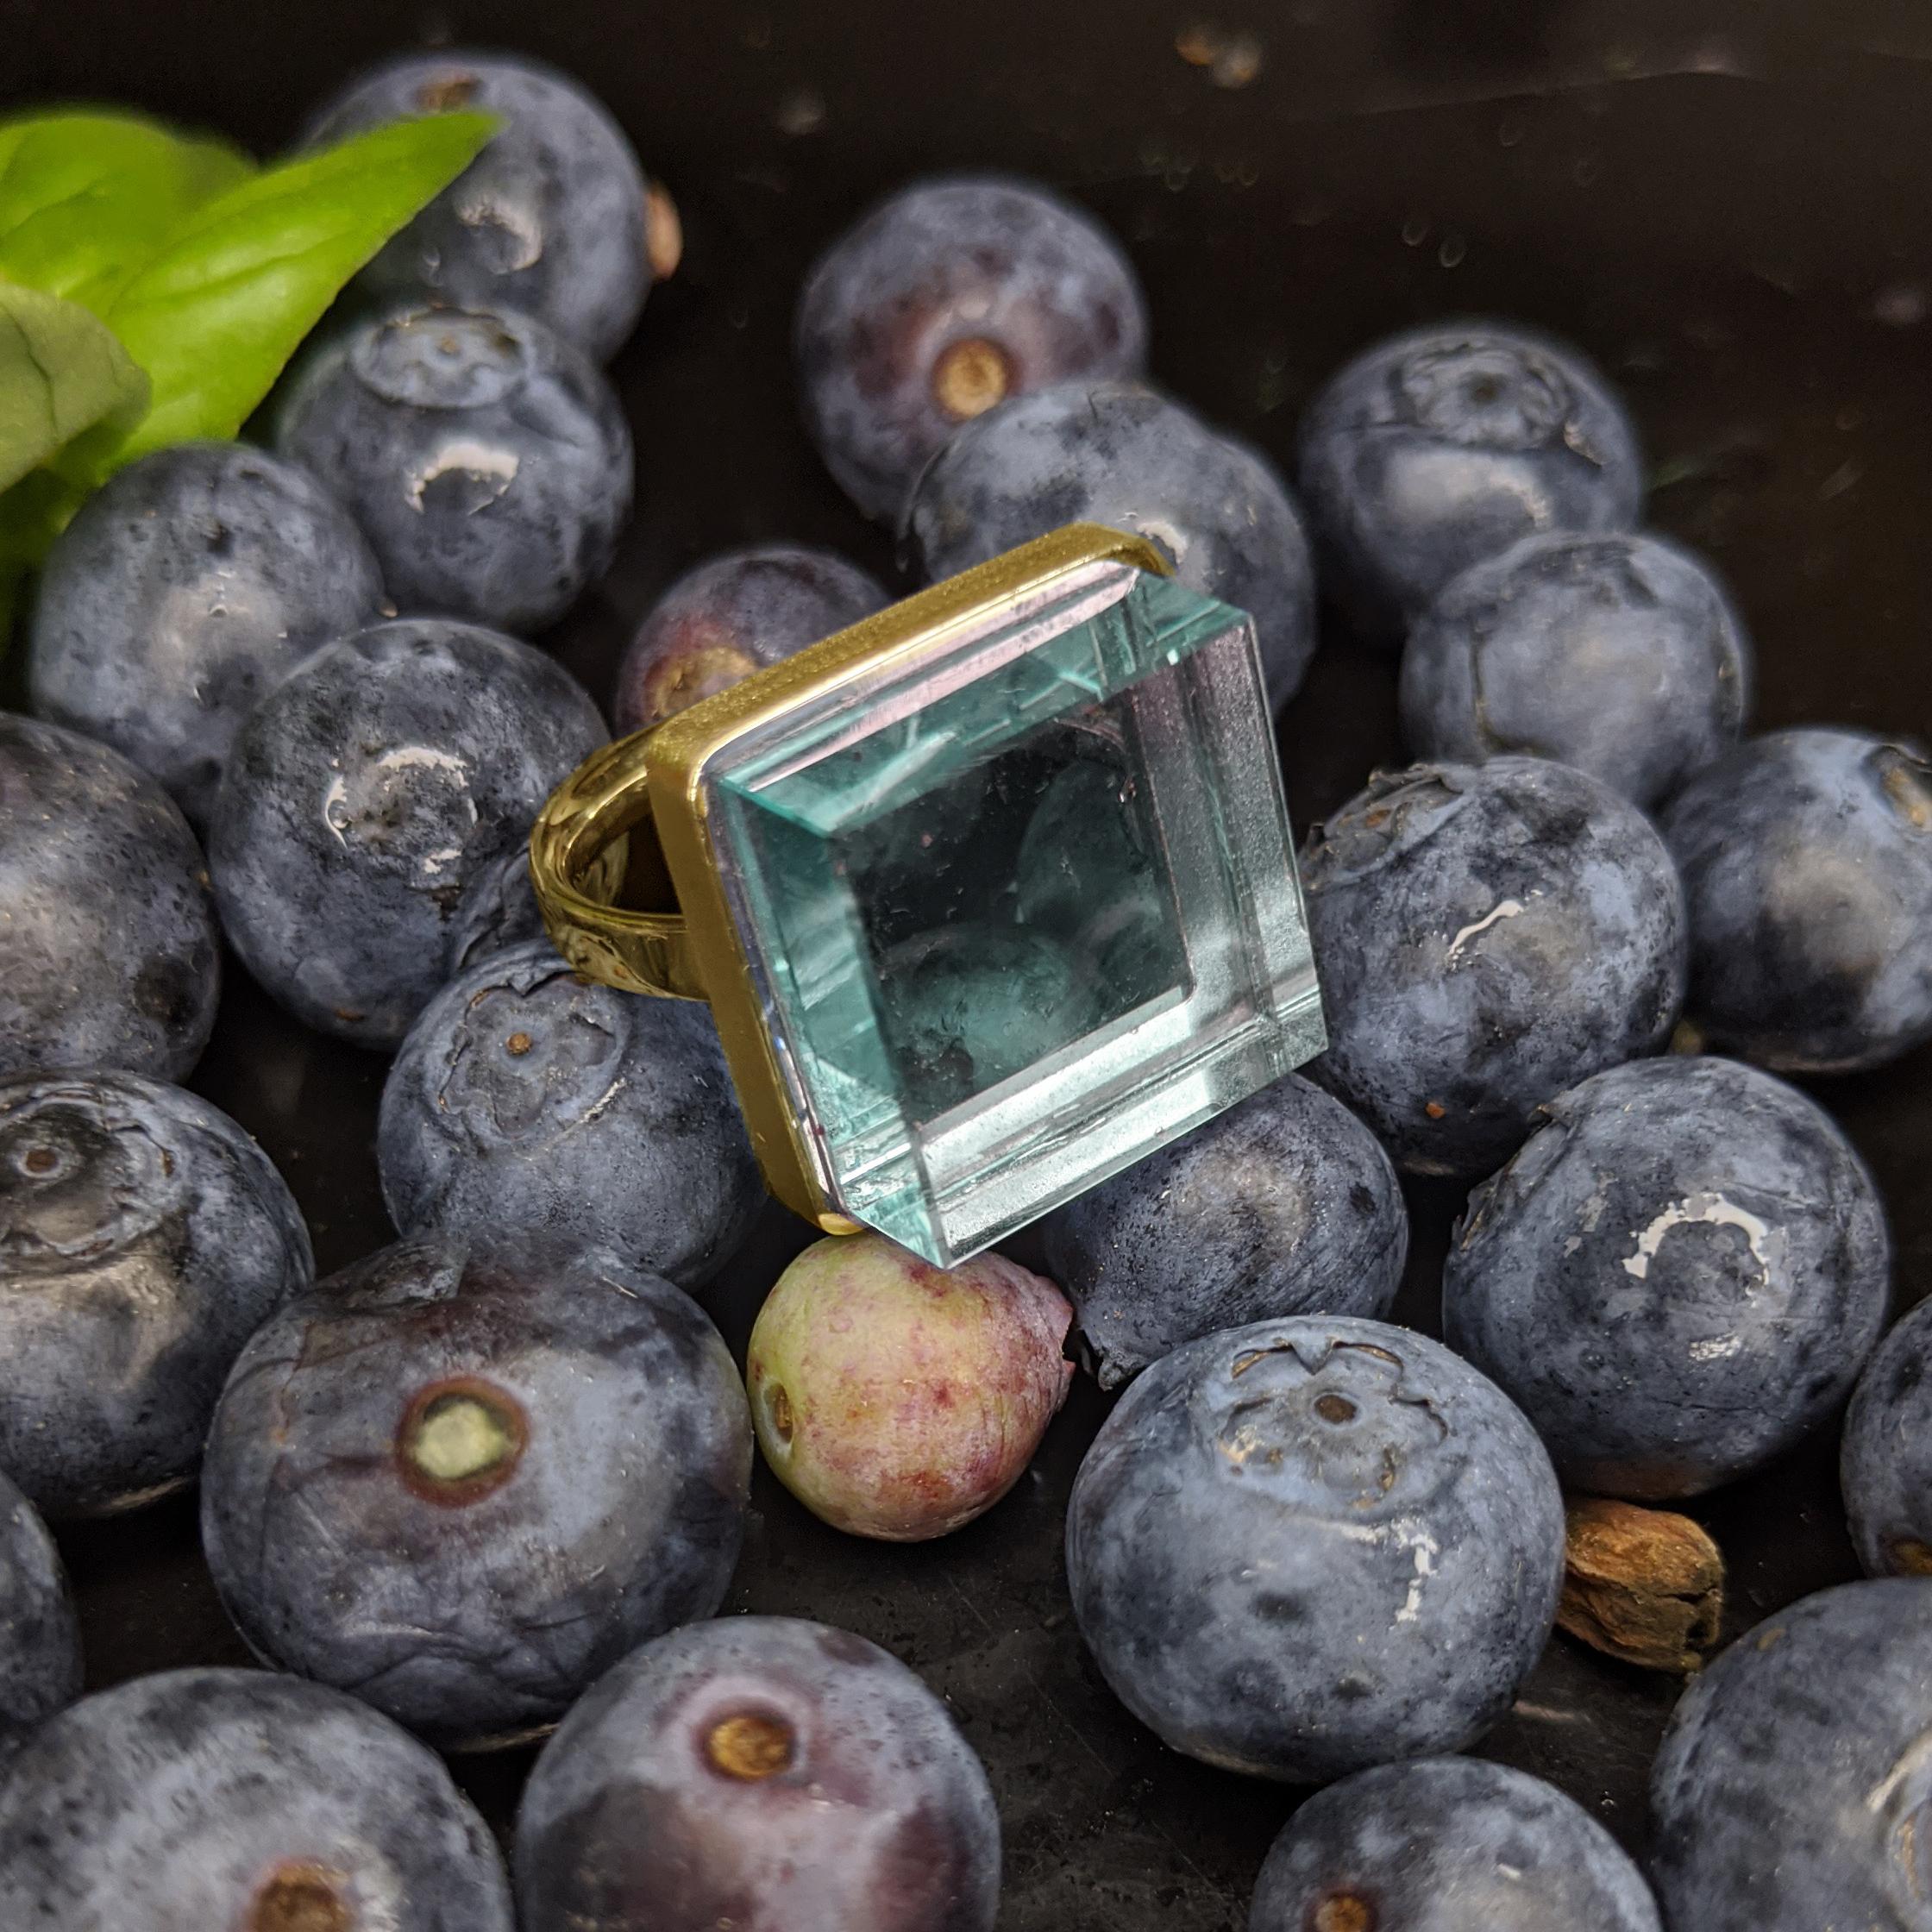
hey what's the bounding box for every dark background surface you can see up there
[9,0,1932,1923]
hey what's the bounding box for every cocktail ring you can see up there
[529,524,1325,1265]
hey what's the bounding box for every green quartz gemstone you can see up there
[703,561,1325,1265]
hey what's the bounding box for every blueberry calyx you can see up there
[413,70,480,112]
[1396,342,1568,450]
[248,1861,354,1932]
[395,1377,527,1503]
[932,336,1014,420]
[761,1382,795,1446]
[1874,743,1932,831]
[705,1710,797,1782]
[350,308,531,412]
[1311,1894,1377,1932]
[643,642,762,720]
[1887,1536,1932,1575]
[1303,765,1472,881]
[1211,1338,1453,1515]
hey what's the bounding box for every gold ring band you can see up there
[527,731,708,1001]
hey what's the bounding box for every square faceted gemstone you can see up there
[701,560,1326,1265]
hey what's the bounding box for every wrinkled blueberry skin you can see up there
[1249,1757,1662,1932]
[304,50,652,362]
[27,442,386,827]
[201,1235,752,1750]
[613,544,888,733]
[379,939,762,1289]
[209,618,605,1048]
[797,174,1149,524]
[906,380,1318,707]
[1841,1295,1932,1577]
[1065,1314,1564,1783]
[1445,1056,1889,1501]
[443,839,549,974]
[1651,1578,1932,1929]
[1041,1073,1408,1389]
[1302,756,1687,1178]
[277,304,633,633]
[516,1615,1000,1932]
[1660,727,1932,1073]
[1399,531,1752,810]
[1295,320,1644,641]
[0,1667,514,1928]
[0,1072,312,1519]
[0,1471,81,1751]
[0,716,219,1083]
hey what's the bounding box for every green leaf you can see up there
[58,110,497,486]
[0,111,255,316]
[0,280,147,492]
[0,466,83,562]
[0,467,85,659]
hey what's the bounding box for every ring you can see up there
[530,523,1327,1264]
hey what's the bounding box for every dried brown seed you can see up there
[1558,1495,1723,1673]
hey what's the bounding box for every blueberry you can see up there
[515,1615,1000,1931]
[1248,1757,1662,1932]
[1399,530,1752,810]
[613,544,889,734]
[1444,1056,1889,1501]
[1650,1578,1932,1929]
[26,442,386,827]
[200,1233,752,1749]
[1660,727,1932,1073]
[1302,756,1687,1178]
[0,1666,514,1928]
[276,304,632,633]
[1841,1295,1932,1577]
[1041,1073,1408,1389]
[0,1471,81,1752]
[379,938,762,1289]
[1065,1314,1564,1781]
[746,1234,1073,1540]
[304,51,655,362]
[906,380,1319,707]
[1452,1051,1878,1499]
[442,839,549,974]
[796,173,1149,523]
[0,716,220,1083]
[209,618,605,1047]
[1295,320,1644,641]
[0,1070,312,1518]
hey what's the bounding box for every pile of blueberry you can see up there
[1,43,1929,1932]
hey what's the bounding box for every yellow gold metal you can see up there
[525,733,708,1000]
[530,523,1174,1231]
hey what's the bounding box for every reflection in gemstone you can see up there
[846,696,1189,1120]
[837,762,989,950]
[1015,754,1186,1009]
[875,922,1103,1117]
